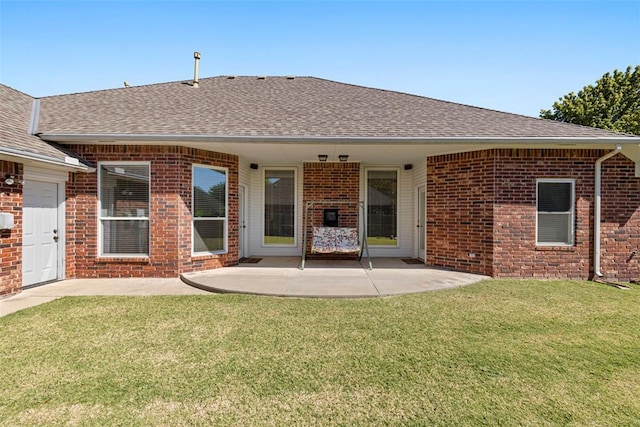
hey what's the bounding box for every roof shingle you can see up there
[36,76,632,139]
[0,84,83,162]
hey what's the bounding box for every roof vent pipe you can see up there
[594,144,622,277]
[192,51,201,87]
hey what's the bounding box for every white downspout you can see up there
[594,144,622,277]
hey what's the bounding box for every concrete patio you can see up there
[1,258,488,317]
[181,257,487,298]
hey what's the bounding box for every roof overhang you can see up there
[38,133,640,165]
[0,146,95,173]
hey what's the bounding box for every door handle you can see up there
[53,229,59,242]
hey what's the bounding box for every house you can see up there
[2,69,640,297]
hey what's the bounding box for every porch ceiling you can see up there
[181,141,487,164]
[176,140,639,165]
[40,133,639,166]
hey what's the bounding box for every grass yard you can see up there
[263,236,295,245]
[1,279,639,426]
[367,236,398,246]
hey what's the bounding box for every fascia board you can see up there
[0,147,95,173]
[38,133,640,145]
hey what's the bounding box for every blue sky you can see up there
[1,0,638,117]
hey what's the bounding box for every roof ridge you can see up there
[37,75,317,99]
[0,83,36,99]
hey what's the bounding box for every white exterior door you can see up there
[22,180,59,286]
[417,186,426,260]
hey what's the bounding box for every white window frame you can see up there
[536,178,575,246]
[98,161,150,257]
[262,167,297,247]
[192,164,228,256]
[365,167,400,247]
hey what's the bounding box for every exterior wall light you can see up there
[4,175,15,186]
[338,155,349,162]
[318,155,328,162]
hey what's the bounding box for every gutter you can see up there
[0,146,94,172]
[37,133,640,145]
[594,144,622,277]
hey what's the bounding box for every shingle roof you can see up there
[36,76,633,139]
[0,84,90,169]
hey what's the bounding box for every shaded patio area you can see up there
[181,257,488,298]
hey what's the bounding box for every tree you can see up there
[540,65,640,135]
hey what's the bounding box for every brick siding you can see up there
[303,162,360,259]
[426,151,494,275]
[599,156,640,280]
[65,145,238,278]
[427,149,640,281]
[0,161,23,296]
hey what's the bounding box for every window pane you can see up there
[102,220,149,255]
[194,167,226,218]
[194,219,225,252]
[538,182,571,212]
[367,170,398,246]
[538,213,571,243]
[100,165,149,218]
[264,170,295,245]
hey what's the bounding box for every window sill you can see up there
[535,246,575,252]
[192,253,225,261]
[96,257,150,263]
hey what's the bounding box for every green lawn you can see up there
[264,235,295,245]
[1,280,639,425]
[367,236,398,246]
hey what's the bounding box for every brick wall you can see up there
[426,151,495,275]
[427,149,640,281]
[0,161,23,296]
[492,149,598,279]
[65,145,238,278]
[599,155,640,281]
[303,162,360,259]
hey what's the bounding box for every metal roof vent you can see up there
[227,75,236,79]
[192,51,201,87]
[286,76,295,80]
[257,76,266,80]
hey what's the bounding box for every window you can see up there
[366,169,398,246]
[537,179,575,245]
[99,163,150,256]
[193,165,227,254]
[264,169,296,245]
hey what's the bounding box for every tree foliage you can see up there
[540,65,640,135]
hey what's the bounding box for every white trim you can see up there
[39,133,640,145]
[364,167,401,249]
[191,164,229,256]
[0,147,92,172]
[262,166,298,248]
[416,185,426,260]
[536,178,575,246]
[97,161,151,258]
[238,185,247,259]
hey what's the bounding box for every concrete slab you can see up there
[0,278,208,318]
[1,258,489,317]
